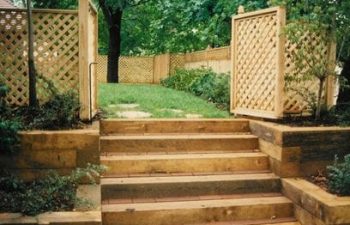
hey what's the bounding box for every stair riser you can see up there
[100,138,259,153]
[100,120,250,135]
[101,179,281,200]
[101,156,269,175]
[102,203,294,225]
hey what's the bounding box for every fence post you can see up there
[79,0,95,120]
[326,41,337,108]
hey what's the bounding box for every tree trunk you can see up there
[26,0,38,107]
[107,10,122,83]
[315,78,325,120]
[337,58,350,105]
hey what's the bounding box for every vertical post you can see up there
[275,7,286,118]
[79,0,90,120]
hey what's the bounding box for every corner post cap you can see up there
[238,5,245,14]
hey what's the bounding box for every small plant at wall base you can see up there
[327,154,350,196]
[0,164,105,216]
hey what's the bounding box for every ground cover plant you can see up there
[99,83,229,118]
[161,68,230,110]
[0,164,104,216]
[327,154,350,196]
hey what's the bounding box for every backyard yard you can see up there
[98,84,230,118]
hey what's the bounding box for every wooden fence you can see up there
[96,46,230,83]
[231,7,336,119]
[0,0,97,120]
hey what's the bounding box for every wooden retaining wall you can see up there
[249,120,350,177]
[0,129,99,182]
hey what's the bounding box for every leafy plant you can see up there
[161,68,230,109]
[0,119,21,154]
[327,154,350,196]
[0,164,105,216]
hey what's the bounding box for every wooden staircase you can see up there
[99,119,300,225]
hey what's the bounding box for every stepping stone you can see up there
[186,114,203,118]
[117,104,139,109]
[116,111,151,119]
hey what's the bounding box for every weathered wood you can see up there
[101,173,280,200]
[282,178,350,225]
[100,134,258,153]
[100,119,250,135]
[101,152,269,175]
[102,196,294,225]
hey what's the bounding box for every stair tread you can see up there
[101,173,279,185]
[101,152,267,161]
[100,134,257,140]
[101,170,273,178]
[185,217,299,225]
[102,196,292,212]
[103,192,283,204]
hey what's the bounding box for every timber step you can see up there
[100,134,259,153]
[101,173,281,200]
[100,152,269,175]
[100,119,250,135]
[102,196,294,225]
[184,218,300,225]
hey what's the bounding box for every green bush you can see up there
[30,91,80,130]
[327,154,350,196]
[161,68,230,109]
[0,119,21,154]
[0,164,105,216]
[161,68,206,91]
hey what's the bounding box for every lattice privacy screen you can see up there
[0,9,79,105]
[231,7,335,118]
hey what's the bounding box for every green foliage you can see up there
[327,154,350,196]
[161,68,230,109]
[160,68,206,91]
[99,83,229,118]
[0,164,105,216]
[0,119,21,154]
[29,91,81,130]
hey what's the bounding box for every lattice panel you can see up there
[170,54,185,74]
[119,56,154,83]
[283,32,329,113]
[233,10,280,117]
[0,9,79,105]
[96,54,107,83]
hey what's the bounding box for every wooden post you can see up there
[275,7,286,118]
[238,6,245,14]
[79,0,90,120]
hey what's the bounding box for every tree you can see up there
[271,0,350,109]
[97,0,154,83]
[26,0,38,107]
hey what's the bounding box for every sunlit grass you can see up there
[98,83,230,118]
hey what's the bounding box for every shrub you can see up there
[0,119,21,154]
[327,154,350,196]
[0,164,105,216]
[30,91,80,130]
[161,68,206,91]
[161,68,230,109]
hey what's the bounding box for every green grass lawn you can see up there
[98,84,230,118]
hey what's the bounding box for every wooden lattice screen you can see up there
[231,6,336,118]
[0,8,79,105]
[231,7,286,118]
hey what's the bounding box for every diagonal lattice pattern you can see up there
[233,12,278,114]
[283,32,329,113]
[0,9,79,105]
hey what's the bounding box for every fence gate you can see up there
[231,7,286,119]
